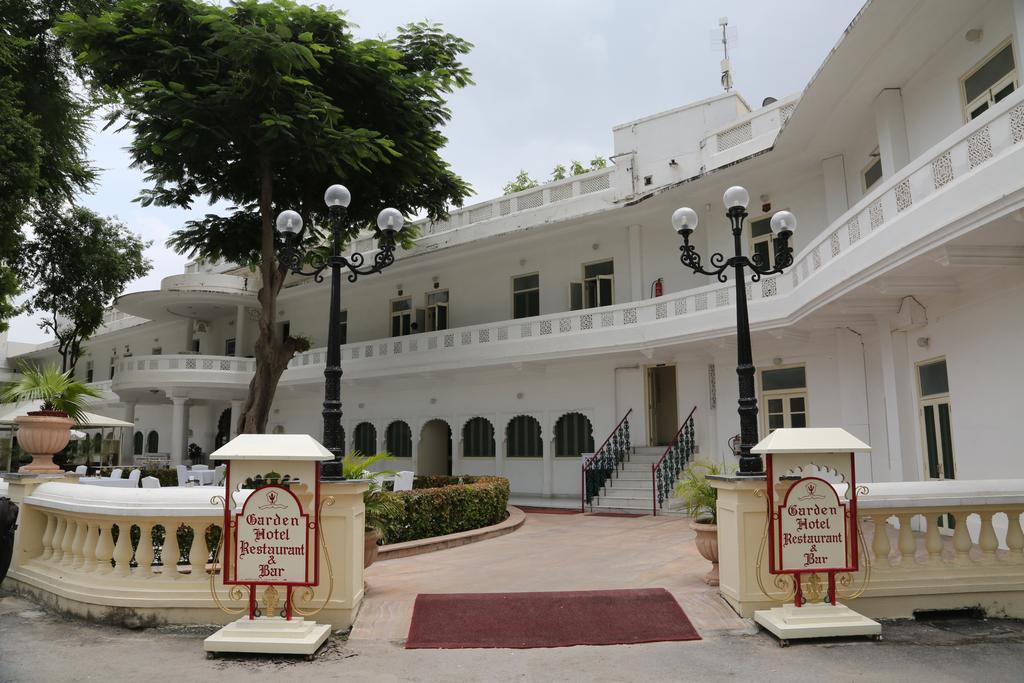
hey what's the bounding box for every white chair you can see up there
[176,464,189,487]
[126,469,141,487]
[214,464,226,486]
[141,476,161,489]
[74,465,87,475]
[393,471,414,492]
[109,468,123,479]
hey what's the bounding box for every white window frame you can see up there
[512,273,540,319]
[759,365,809,435]
[862,153,883,192]
[390,296,413,337]
[748,213,777,269]
[916,358,955,480]
[961,39,1018,122]
[424,289,449,332]
[570,259,614,311]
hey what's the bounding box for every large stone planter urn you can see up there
[364,529,380,569]
[690,519,719,586]
[15,412,73,474]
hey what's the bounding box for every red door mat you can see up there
[405,588,701,649]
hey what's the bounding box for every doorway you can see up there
[646,365,678,447]
[419,419,452,475]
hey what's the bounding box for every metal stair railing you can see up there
[580,408,632,512]
[651,406,697,515]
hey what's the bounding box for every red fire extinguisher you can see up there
[652,278,664,297]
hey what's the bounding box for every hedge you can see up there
[377,476,509,544]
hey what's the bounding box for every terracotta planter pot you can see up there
[690,519,719,586]
[364,529,380,569]
[15,413,74,474]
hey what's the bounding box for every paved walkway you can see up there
[353,510,745,642]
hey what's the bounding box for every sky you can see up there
[8,0,865,344]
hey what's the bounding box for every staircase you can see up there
[589,446,664,514]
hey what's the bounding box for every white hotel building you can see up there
[4,0,1024,509]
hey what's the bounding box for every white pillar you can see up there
[120,402,136,464]
[235,305,246,357]
[821,154,849,225]
[873,88,910,177]
[170,396,189,466]
[628,224,643,302]
[876,317,902,481]
[230,399,244,439]
[835,328,872,480]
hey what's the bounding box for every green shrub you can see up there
[376,476,509,544]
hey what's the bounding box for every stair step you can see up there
[611,471,651,481]
[607,481,651,491]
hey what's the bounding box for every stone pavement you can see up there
[2,511,1024,682]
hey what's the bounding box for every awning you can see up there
[0,401,134,428]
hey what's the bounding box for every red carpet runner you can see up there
[405,588,701,649]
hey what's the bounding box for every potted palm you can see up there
[339,451,403,568]
[2,364,102,473]
[674,460,730,586]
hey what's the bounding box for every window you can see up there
[191,338,200,353]
[224,338,235,356]
[761,366,808,434]
[462,417,495,457]
[570,260,614,310]
[109,357,115,380]
[385,421,412,458]
[339,310,347,345]
[749,216,775,268]
[962,41,1017,120]
[424,290,449,332]
[918,359,955,480]
[86,361,93,383]
[151,347,162,356]
[553,413,594,457]
[862,156,883,191]
[390,297,412,337]
[146,430,159,453]
[133,431,143,455]
[512,274,540,319]
[506,415,542,457]
[354,422,376,455]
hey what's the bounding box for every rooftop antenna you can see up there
[712,16,737,92]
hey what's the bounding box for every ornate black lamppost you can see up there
[671,186,796,476]
[276,185,405,468]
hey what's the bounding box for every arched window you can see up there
[385,421,412,458]
[553,413,594,457]
[462,417,495,458]
[506,415,542,457]
[353,422,376,455]
[133,431,143,455]
[146,430,159,453]
[92,433,102,454]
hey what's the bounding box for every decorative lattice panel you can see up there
[623,308,638,324]
[499,199,512,216]
[761,277,777,298]
[848,217,861,243]
[829,231,840,257]
[932,151,953,189]
[895,179,912,212]
[1011,104,1024,144]
[967,126,992,169]
[580,314,593,330]
[716,121,752,151]
[580,173,611,194]
[558,318,572,333]
[780,102,796,125]
[715,289,729,307]
[601,312,614,327]
[469,204,493,223]
[550,184,572,202]
[695,293,708,311]
[516,190,543,211]
[869,200,884,229]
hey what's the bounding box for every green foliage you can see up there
[589,155,607,170]
[550,163,567,181]
[22,206,151,372]
[340,450,404,535]
[375,475,509,544]
[674,460,731,524]
[503,169,538,195]
[569,160,586,176]
[1,363,102,422]
[0,1,104,331]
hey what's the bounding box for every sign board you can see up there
[777,477,849,572]
[233,485,311,584]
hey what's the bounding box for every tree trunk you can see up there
[236,159,301,435]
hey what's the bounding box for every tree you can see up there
[503,170,539,195]
[23,206,151,373]
[0,0,104,332]
[550,164,567,182]
[59,0,473,434]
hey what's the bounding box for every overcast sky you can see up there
[8,0,864,344]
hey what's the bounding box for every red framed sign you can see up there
[231,485,312,585]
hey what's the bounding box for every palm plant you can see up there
[1,364,102,424]
[340,451,404,537]
[674,460,731,524]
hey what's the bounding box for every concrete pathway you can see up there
[354,510,743,642]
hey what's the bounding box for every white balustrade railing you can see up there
[115,354,256,377]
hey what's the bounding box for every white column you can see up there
[873,88,910,177]
[821,154,849,225]
[229,399,244,439]
[170,396,189,466]
[235,305,246,357]
[835,328,872,479]
[627,224,643,302]
[120,402,136,463]
[876,318,902,481]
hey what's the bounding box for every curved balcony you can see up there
[114,273,256,323]
[112,355,256,401]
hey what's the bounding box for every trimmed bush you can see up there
[378,476,509,544]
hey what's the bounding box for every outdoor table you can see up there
[188,469,217,486]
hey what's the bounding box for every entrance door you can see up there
[918,359,955,480]
[646,365,678,447]
[419,420,452,475]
